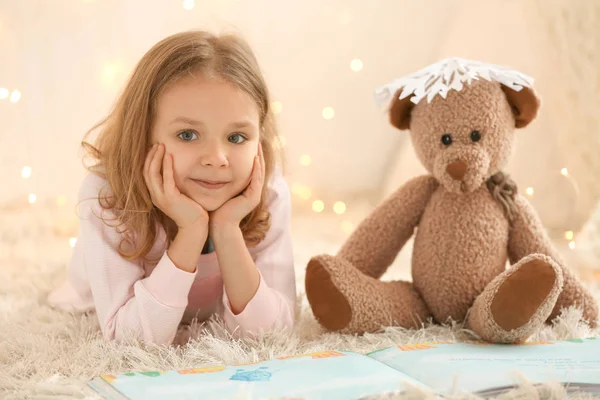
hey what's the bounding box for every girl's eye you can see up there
[228,133,247,144]
[178,130,198,141]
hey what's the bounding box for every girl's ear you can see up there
[500,85,541,129]
[388,88,415,131]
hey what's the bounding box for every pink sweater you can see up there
[47,172,296,345]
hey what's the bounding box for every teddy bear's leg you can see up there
[465,254,563,343]
[305,175,438,333]
[547,266,599,326]
[508,195,599,327]
[306,254,431,333]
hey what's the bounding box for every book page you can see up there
[367,337,600,395]
[90,350,431,400]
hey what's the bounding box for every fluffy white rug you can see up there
[1,208,599,400]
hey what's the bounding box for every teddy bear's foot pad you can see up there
[305,256,353,331]
[467,254,563,343]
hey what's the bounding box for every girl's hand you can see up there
[210,142,265,231]
[143,143,209,230]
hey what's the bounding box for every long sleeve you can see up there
[219,173,297,335]
[48,173,197,345]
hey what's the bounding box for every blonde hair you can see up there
[82,30,281,262]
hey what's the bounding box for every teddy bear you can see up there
[305,58,599,343]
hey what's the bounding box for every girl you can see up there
[47,30,296,346]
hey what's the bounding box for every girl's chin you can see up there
[192,197,226,212]
[194,189,243,210]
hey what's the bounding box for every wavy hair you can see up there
[82,30,281,261]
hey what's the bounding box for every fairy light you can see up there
[350,59,363,72]
[291,184,312,200]
[322,107,335,120]
[525,187,534,196]
[56,195,67,206]
[569,241,576,250]
[312,200,325,213]
[277,136,287,148]
[21,166,32,179]
[300,155,312,166]
[102,63,121,86]
[9,90,21,103]
[564,231,574,241]
[0,88,9,99]
[333,201,346,214]
[300,189,312,200]
[69,237,77,248]
[271,101,283,114]
[561,168,569,176]
[182,0,195,10]
[28,194,37,204]
[341,220,354,234]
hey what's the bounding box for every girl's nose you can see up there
[199,143,228,168]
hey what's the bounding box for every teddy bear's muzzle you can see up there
[435,150,490,194]
[446,160,468,181]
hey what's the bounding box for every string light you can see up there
[102,63,121,87]
[569,241,576,250]
[9,90,21,103]
[69,237,77,248]
[28,194,37,204]
[322,107,335,120]
[0,88,8,99]
[277,136,287,148]
[333,201,346,214]
[561,168,569,176]
[291,184,312,200]
[56,195,67,206]
[300,155,312,166]
[300,189,312,200]
[312,200,324,213]
[182,0,195,10]
[341,220,354,234]
[271,101,283,114]
[21,166,32,179]
[350,59,363,72]
[564,231,574,241]
[525,187,534,196]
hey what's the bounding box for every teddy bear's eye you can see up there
[470,130,482,142]
[441,134,453,146]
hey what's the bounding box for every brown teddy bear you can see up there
[305,58,599,343]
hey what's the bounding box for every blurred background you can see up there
[1,0,599,284]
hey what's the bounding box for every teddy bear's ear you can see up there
[389,88,415,131]
[500,85,541,129]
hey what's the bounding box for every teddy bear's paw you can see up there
[490,254,563,333]
[305,255,353,331]
[468,254,564,343]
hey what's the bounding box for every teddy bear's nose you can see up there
[446,160,467,181]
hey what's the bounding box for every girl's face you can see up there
[150,73,260,212]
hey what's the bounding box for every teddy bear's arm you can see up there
[507,194,562,262]
[335,174,439,279]
[507,194,598,326]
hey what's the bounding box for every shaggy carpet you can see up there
[1,208,599,399]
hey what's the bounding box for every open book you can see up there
[88,336,600,399]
